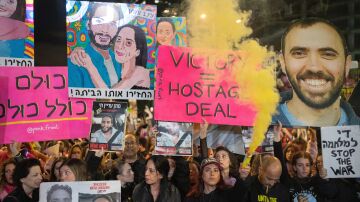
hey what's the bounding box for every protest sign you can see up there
[156,17,187,47]
[40,181,121,202]
[67,1,157,98]
[0,0,34,59]
[0,57,34,67]
[90,101,127,151]
[0,66,92,144]
[69,87,154,100]
[155,45,257,126]
[154,121,193,156]
[321,125,360,178]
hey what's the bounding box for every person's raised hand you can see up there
[199,118,208,139]
[273,121,283,142]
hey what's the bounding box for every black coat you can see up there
[185,188,230,202]
[236,176,290,202]
[3,187,39,202]
[128,156,146,184]
[132,180,181,202]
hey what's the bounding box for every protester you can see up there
[69,144,84,160]
[59,158,88,182]
[288,151,337,201]
[0,159,16,201]
[110,160,134,202]
[185,158,230,202]
[215,146,239,187]
[236,155,290,202]
[132,155,181,202]
[3,158,42,202]
[122,134,145,184]
[186,160,200,197]
[49,157,67,182]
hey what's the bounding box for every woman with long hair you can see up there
[186,160,200,197]
[273,123,337,202]
[49,157,67,182]
[185,158,229,202]
[132,155,180,202]
[214,146,238,187]
[288,151,337,201]
[68,144,84,160]
[0,159,16,201]
[59,158,88,182]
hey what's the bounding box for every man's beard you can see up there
[101,127,111,133]
[89,30,113,50]
[287,69,344,109]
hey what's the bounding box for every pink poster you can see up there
[155,46,257,126]
[0,67,92,144]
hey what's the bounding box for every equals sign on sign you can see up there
[200,73,215,81]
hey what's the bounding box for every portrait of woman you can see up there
[156,18,175,46]
[82,24,150,90]
[0,0,30,57]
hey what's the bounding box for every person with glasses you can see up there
[123,134,145,184]
[132,155,181,202]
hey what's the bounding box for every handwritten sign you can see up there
[0,67,92,144]
[155,45,257,125]
[40,181,121,202]
[321,125,360,178]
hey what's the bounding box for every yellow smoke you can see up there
[186,0,279,166]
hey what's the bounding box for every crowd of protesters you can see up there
[0,110,359,202]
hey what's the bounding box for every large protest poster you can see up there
[156,17,187,47]
[0,66,92,144]
[154,121,193,156]
[89,101,127,151]
[0,0,34,65]
[66,1,156,100]
[266,10,360,128]
[155,45,257,126]
[40,181,121,202]
[321,125,360,178]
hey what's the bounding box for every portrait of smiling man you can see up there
[273,17,360,126]
[91,114,123,146]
